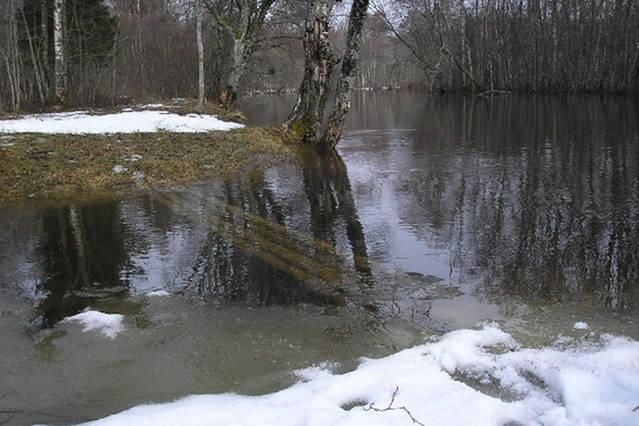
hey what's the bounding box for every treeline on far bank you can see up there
[1,0,638,114]
[377,0,639,94]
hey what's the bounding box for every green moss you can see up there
[289,113,318,142]
[289,120,308,138]
[0,127,298,202]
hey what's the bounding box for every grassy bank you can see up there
[0,127,296,202]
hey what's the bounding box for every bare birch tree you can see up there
[203,0,279,108]
[196,0,205,111]
[286,0,337,144]
[54,0,67,104]
[321,0,371,148]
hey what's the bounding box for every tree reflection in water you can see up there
[36,202,131,327]
[1,95,638,332]
[9,148,373,328]
[359,94,639,309]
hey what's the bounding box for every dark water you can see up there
[246,93,639,310]
[1,93,638,424]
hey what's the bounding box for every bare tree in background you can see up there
[0,0,20,111]
[375,0,639,93]
[2,0,637,113]
[54,0,67,104]
[196,0,205,110]
[203,0,279,108]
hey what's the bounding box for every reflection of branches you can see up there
[0,411,16,426]
[301,151,373,282]
[153,181,347,305]
[363,386,426,426]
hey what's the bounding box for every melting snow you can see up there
[62,309,125,339]
[145,290,170,297]
[80,325,639,426]
[140,103,165,109]
[124,154,143,162]
[0,110,244,134]
[574,321,590,330]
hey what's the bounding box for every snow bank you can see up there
[62,309,125,339]
[81,325,639,426]
[0,110,244,134]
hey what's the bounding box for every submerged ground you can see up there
[0,93,638,425]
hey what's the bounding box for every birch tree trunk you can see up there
[222,37,248,108]
[321,0,370,149]
[287,0,336,144]
[196,0,206,111]
[206,0,277,109]
[54,0,67,104]
[215,0,251,108]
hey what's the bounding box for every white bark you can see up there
[321,0,370,148]
[207,0,277,108]
[54,0,66,104]
[227,38,246,93]
[196,0,205,110]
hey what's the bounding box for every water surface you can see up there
[1,93,638,424]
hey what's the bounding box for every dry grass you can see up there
[0,127,297,202]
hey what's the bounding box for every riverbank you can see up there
[0,126,297,202]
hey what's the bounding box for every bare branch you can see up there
[363,386,426,426]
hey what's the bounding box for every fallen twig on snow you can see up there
[364,386,426,426]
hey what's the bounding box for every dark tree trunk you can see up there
[300,150,372,278]
[287,0,336,144]
[321,0,370,149]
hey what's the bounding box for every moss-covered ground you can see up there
[0,126,297,202]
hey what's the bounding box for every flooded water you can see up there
[1,93,639,425]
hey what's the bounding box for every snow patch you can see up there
[62,309,125,339]
[132,171,146,181]
[79,325,639,426]
[124,154,143,162]
[0,110,244,134]
[574,321,590,330]
[145,290,170,297]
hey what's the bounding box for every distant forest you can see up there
[1,0,638,111]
